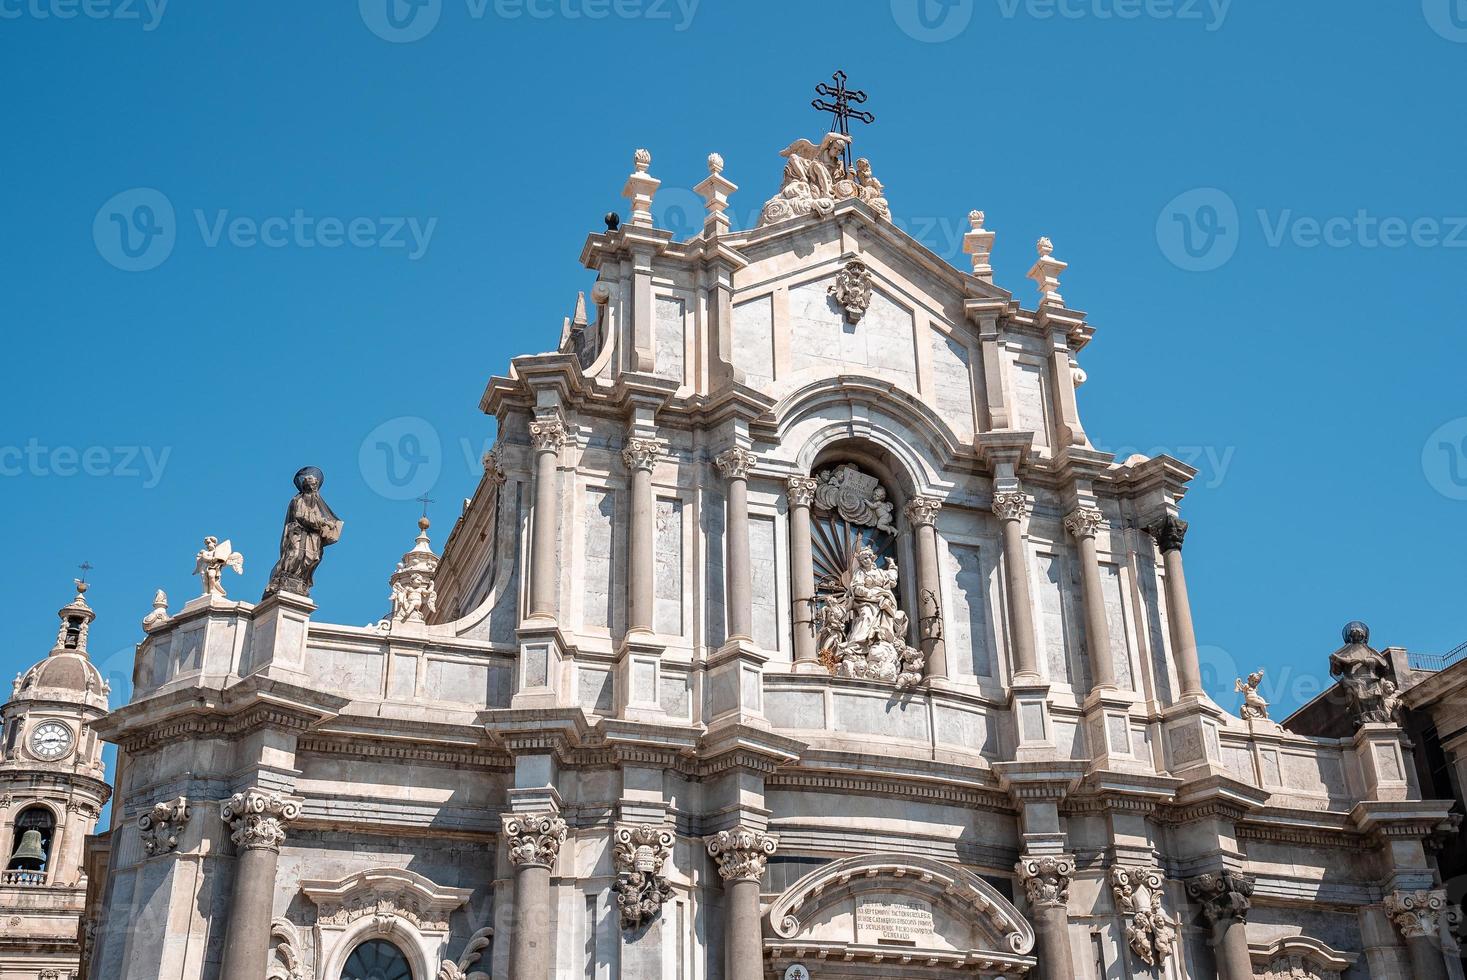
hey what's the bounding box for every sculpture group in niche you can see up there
[810,464,923,689]
[760,132,890,227]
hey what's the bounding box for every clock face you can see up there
[29,721,74,761]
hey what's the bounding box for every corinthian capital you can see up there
[714,448,757,480]
[991,490,1030,522]
[1063,506,1104,539]
[1386,889,1447,940]
[529,418,567,453]
[786,476,817,508]
[622,437,662,472]
[220,790,301,852]
[502,812,567,869]
[904,496,942,528]
[1186,870,1254,925]
[138,796,191,857]
[705,826,777,883]
[1016,855,1073,909]
[1147,514,1188,554]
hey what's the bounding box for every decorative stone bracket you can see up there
[138,796,190,857]
[1110,865,1176,967]
[612,824,675,930]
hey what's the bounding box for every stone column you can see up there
[993,489,1041,682]
[716,449,757,644]
[1147,515,1205,698]
[503,812,568,980]
[1064,507,1117,692]
[1387,890,1451,980]
[219,790,301,980]
[786,476,820,670]
[528,418,567,619]
[905,496,948,680]
[705,827,777,980]
[1187,871,1255,980]
[623,436,661,634]
[1017,855,1076,980]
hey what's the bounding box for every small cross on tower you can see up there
[416,494,435,519]
[812,71,874,171]
[77,561,94,582]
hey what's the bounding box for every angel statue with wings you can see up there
[1235,669,1269,721]
[193,536,244,598]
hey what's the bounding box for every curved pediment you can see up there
[766,854,1036,974]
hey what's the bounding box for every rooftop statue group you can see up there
[760,132,891,227]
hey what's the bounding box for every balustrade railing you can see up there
[1,869,48,886]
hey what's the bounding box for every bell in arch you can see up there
[8,829,48,870]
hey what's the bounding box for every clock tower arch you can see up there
[1,579,112,979]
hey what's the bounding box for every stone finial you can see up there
[389,516,439,626]
[1016,855,1074,909]
[622,148,660,228]
[705,826,777,882]
[1027,235,1067,309]
[612,824,675,929]
[1186,870,1254,925]
[221,790,301,853]
[1385,890,1447,940]
[963,209,997,282]
[141,589,171,632]
[503,812,567,869]
[1111,866,1176,967]
[695,151,738,238]
[1235,669,1269,720]
[193,536,244,598]
[138,796,191,857]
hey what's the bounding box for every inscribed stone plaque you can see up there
[856,897,935,944]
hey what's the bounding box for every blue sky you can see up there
[3,1,1466,744]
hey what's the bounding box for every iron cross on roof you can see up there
[812,71,874,171]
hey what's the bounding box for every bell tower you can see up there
[0,579,112,979]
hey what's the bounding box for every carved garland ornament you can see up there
[612,824,676,930]
[503,812,567,869]
[316,894,451,932]
[705,826,777,883]
[1110,865,1176,967]
[1385,889,1446,940]
[1016,855,1073,910]
[138,796,190,857]
[221,790,301,852]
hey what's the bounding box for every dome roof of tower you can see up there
[13,652,109,708]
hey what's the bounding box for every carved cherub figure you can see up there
[1235,669,1269,720]
[193,537,245,597]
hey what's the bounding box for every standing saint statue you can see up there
[264,466,343,599]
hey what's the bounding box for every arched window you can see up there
[8,805,56,873]
[340,939,413,980]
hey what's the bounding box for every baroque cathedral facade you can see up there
[60,125,1464,980]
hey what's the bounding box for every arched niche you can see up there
[765,854,1036,978]
[302,868,473,980]
[1247,936,1359,980]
